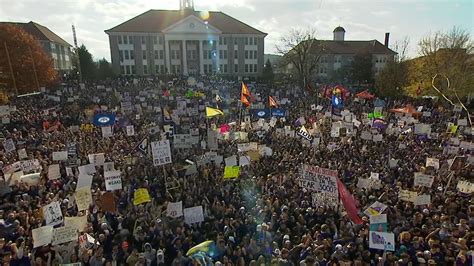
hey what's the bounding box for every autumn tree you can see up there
[375,37,410,98]
[0,24,58,94]
[407,27,474,98]
[276,28,326,87]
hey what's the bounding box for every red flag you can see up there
[337,178,363,224]
[241,82,250,97]
[241,93,250,107]
[163,90,170,97]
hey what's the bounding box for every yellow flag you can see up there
[133,188,151,205]
[223,166,240,179]
[449,125,458,134]
[206,107,224,117]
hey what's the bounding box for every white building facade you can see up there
[105,1,266,77]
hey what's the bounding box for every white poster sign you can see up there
[173,134,193,149]
[414,172,434,187]
[426,158,439,169]
[237,142,258,152]
[183,206,204,224]
[456,180,474,194]
[167,201,183,218]
[299,165,338,196]
[75,187,92,211]
[3,138,15,153]
[225,156,238,166]
[88,153,105,166]
[48,164,61,180]
[43,201,63,226]
[32,225,53,248]
[369,231,395,251]
[101,126,113,138]
[414,194,431,206]
[17,149,28,160]
[104,170,122,191]
[126,125,135,136]
[77,173,93,190]
[370,214,387,224]
[52,224,78,245]
[151,140,172,166]
[52,151,68,161]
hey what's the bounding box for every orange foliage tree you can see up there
[0,24,58,94]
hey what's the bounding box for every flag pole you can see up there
[4,42,18,95]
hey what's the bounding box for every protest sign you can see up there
[3,138,15,153]
[167,201,183,218]
[364,201,388,216]
[133,188,151,205]
[247,150,261,161]
[64,216,88,232]
[373,134,383,142]
[357,178,382,190]
[75,187,92,211]
[239,155,251,166]
[237,142,258,152]
[370,214,388,232]
[20,172,40,186]
[52,151,68,161]
[32,225,53,248]
[151,140,172,166]
[456,181,474,194]
[312,191,338,208]
[173,134,193,149]
[101,126,113,137]
[414,172,434,187]
[103,162,115,172]
[126,125,135,136]
[389,159,399,168]
[426,158,439,169]
[104,170,122,191]
[52,224,78,245]
[17,148,27,160]
[48,164,61,180]
[184,164,198,176]
[77,173,93,190]
[370,172,379,180]
[369,231,395,251]
[183,206,204,224]
[43,201,63,226]
[399,190,417,203]
[88,153,105,166]
[224,156,237,166]
[414,194,431,206]
[299,165,338,197]
[100,192,117,213]
[224,166,240,179]
[207,129,218,150]
[78,164,96,175]
[361,131,372,141]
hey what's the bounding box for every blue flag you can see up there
[251,109,270,118]
[93,113,116,126]
[271,108,286,117]
[332,95,343,109]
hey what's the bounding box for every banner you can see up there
[151,140,172,166]
[133,188,151,205]
[223,166,240,179]
[52,151,68,161]
[414,172,434,187]
[43,201,63,226]
[104,170,122,191]
[271,108,286,117]
[299,165,338,195]
[312,192,338,208]
[173,134,193,149]
[75,187,92,211]
[183,206,204,224]
[52,224,78,245]
[369,231,395,251]
[167,201,183,218]
[251,109,270,119]
[32,225,53,248]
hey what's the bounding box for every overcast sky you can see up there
[0,0,472,61]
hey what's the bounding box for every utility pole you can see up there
[28,47,40,91]
[72,24,83,83]
[4,42,18,95]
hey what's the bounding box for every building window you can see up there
[219,37,222,45]
[219,50,223,59]
[245,51,249,59]
[208,51,212,59]
[159,36,163,44]
[223,64,227,73]
[118,36,122,44]
[131,50,135,60]
[254,64,257,73]
[253,51,257,59]
[161,65,165,74]
[154,50,159,60]
[171,51,175,60]
[155,65,160,74]
[119,50,124,61]
[160,50,164,59]
[131,65,136,74]
[141,36,145,44]
[234,38,238,45]
[129,36,133,44]
[126,65,131,74]
[204,64,208,74]
[121,66,125,74]
[245,38,248,45]
[245,64,248,73]
[254,37,257,45]
[124,50,129,60]
[124,36,128,44]
[223,50,228,59]
[142,50,147,60]
[153,36,157,44]
[234,50,238,59]
[235,64,238,73]
[143,65,148,75]
[176,50,180,60]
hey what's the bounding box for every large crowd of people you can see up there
[0,76,472,266]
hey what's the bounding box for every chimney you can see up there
[384,33,390,47]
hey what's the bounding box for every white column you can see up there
[182,40,188,75]
[199,40,204,75]
[215,40,220,74]
[164,38,171,74]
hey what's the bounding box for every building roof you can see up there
[105,9,267,35]
[333,26,346,33]
[0,21,71,47]
[316,40,397,55]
